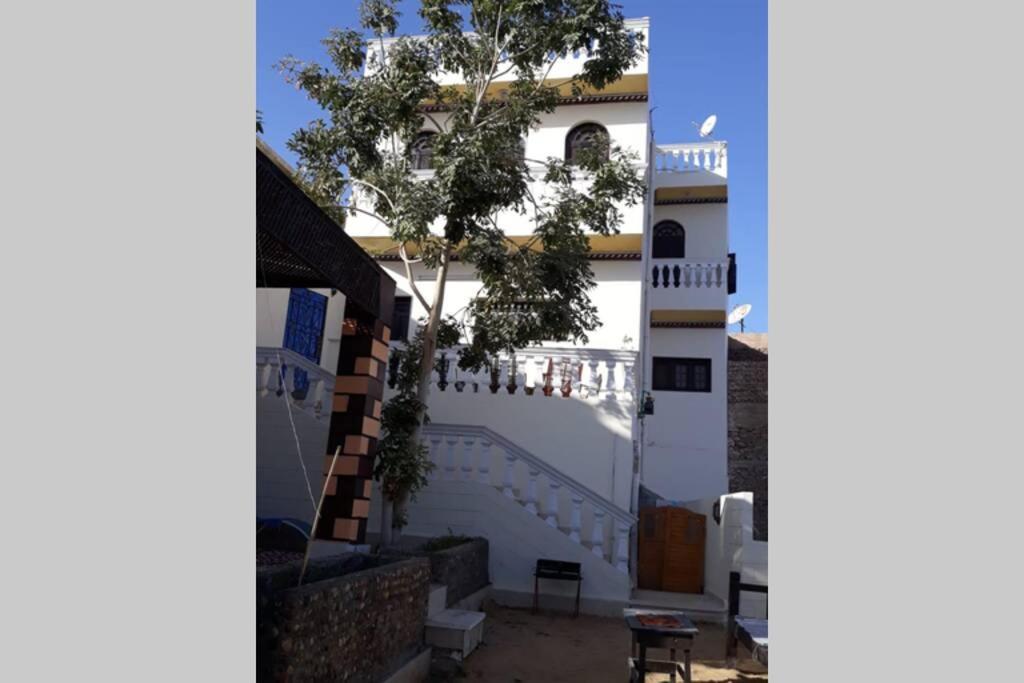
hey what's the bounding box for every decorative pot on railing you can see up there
[541,358,554,397]
[506,354,518,394]
[436,353,449,392]
[559,359,576,398]
[454,367,466,393]
[488,358,501,394]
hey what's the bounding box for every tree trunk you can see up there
[381,247,451,547]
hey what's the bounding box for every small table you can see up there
[624,608,699,683]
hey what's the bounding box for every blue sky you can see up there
[257,1,767,332]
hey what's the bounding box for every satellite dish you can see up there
[699,114,717,139]
[728,304,752,331]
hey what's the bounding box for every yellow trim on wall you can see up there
[650,310,727,323]
[352,233,642,257]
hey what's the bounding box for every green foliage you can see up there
[278,1,647,516]
[373,327,436,512]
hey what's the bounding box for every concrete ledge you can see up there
[382,647,432,683]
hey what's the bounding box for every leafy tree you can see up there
[278,0,646,543]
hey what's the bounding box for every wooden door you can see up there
[637,507,666,590]
[661,508,706,594]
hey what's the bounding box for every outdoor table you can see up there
[623,608,699,683]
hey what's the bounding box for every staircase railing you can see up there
[256,346,335,420]
[421,423,635,574]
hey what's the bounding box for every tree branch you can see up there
[399,243,432,312]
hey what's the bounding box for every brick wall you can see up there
[257,554,430,683]
[728,334,768,541]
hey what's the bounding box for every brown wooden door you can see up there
[661,508,706,594]
[637,507,665,590]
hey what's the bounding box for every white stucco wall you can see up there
[382,260,643,350]
[641,327,728,502]
[256,395,330,526]
[256,288,347,373]
[651,203,729,259]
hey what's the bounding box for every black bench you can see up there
[726,570,769,666]
[533,559,582,617]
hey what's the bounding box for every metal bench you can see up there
[726,570,768,667]
[533,559,582,617]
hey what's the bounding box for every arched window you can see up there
[565,122,609,164]
[410,131,437,170]
[652,220,686,258]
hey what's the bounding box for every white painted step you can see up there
[425,609,485,661]
[428,583,448,618]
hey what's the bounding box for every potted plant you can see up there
[454,367,465,392]
[541,358,554,397]
[488,357,501,394]
[436,353,449,392]
[506,354,518,394]
[559,359,573,397]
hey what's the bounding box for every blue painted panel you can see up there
[282,288,328,396]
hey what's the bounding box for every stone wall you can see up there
[728,334,768,541]
[385,537,490,607]
[257,554,430,683]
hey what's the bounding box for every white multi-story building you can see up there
[258,17,763,616]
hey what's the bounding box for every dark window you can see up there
[410,131,437,170]
[652,221,686,259]
[727,253,737,294]
[652,357,712,393]
[391,296,412,341]
[565,123,609,164]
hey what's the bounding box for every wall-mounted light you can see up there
[712,500,722,525]
[643,392,655,416]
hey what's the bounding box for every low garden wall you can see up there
[385,536,490,607]
[257,553,430,683]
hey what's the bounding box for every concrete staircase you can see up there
[424,583,486,661]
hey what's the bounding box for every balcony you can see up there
[646,259,729,312]
[652,142,728,194]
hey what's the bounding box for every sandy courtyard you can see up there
[453,603,768,683]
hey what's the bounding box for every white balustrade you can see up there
[591,508,606,558]
[256,347,336,420]
[524,468,540,515]
[614,522,630,573]
[545,480,562,528]
[429,435,443,480]
[444,436,458,480]
[502,452,517,498]
[478,439,492,484]
[416,346,637,402]
[420,423,637,574]
[569,493,584,543]
[654,142,727,176]
[461,436,476,481]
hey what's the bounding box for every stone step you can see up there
[425,609,486,661]
[427,583,448,618]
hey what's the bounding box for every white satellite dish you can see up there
[699,114,717,139]
[728,303,752,331]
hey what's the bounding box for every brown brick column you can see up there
[315,312,391,543]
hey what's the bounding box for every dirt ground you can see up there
[455,603,767,683]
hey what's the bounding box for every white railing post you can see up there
[257,357,269,396]
[478,438,492,485]
[312,377,326,418]
[546,480,561,528]
[534,357,546,394]
[614,522,630,573]
[428,435,443,480]
[461,435,476,481]
[591,508,606,558]
[569,493,584,543]
[624,361,635,395]
[605,360,618,398]
[525,468,540,515]
[444,436,458,481]
[502,452,517,499]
